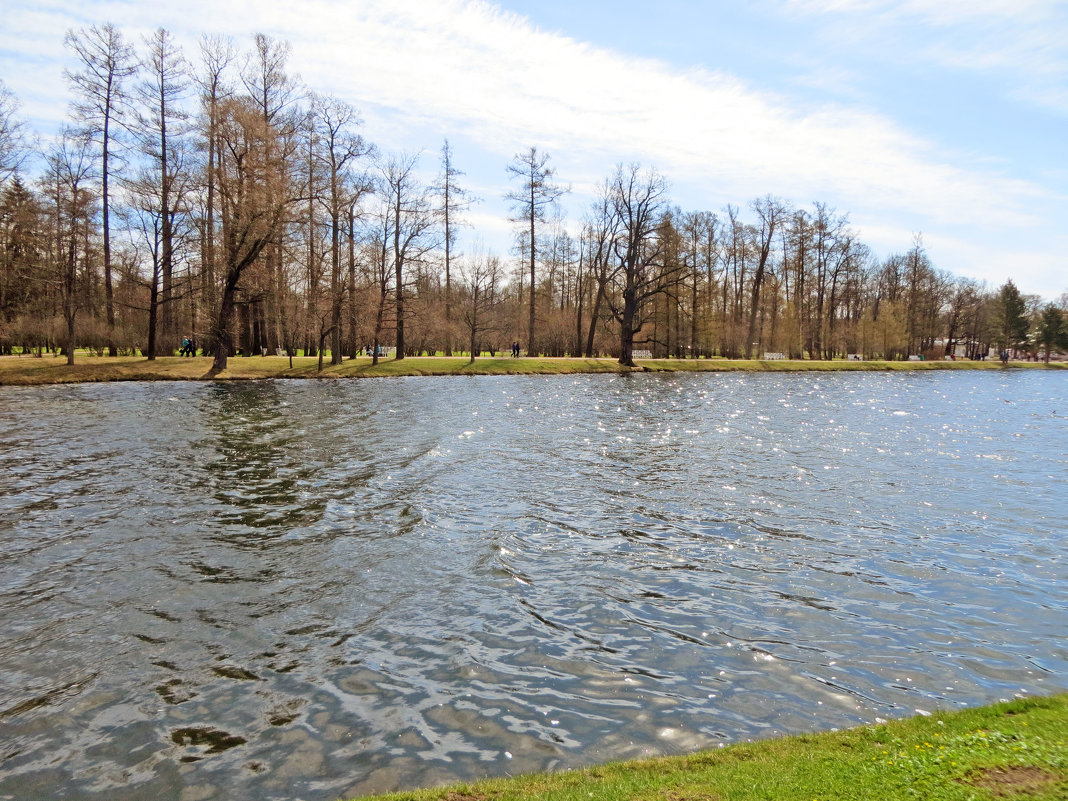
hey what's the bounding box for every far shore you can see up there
[0,353,1063,386]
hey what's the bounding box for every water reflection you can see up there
[0,371,1064,800]
[201,380,324,535]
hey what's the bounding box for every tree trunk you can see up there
[444,185,453,357]
[585,277,605,358]
[102,127,116,356]
[468,285,479,365]
[574,256,585,357]
[147,270,160,360]
[346,205,358,358]
[618,287,638,367]
[690,264,698,357]
[210,276,239,373]
[527,197,535,355]
[394,198,405,360]
[745,260,765,359]
[330,194,342,364]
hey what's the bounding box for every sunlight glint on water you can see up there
[0,371,1064,800]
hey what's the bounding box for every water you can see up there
[0,370,1064,801]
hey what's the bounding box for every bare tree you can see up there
[460,251,504,363]
[436,138,474,356]
[381,152,435,360]
[784,208,813,357]
[242,34,300,126]
[41,132,94,365]
[195,35,236,355]
[745,196,787,358]
[123,165,193,361]
[603,164,672,367]
[506,146,565,355]
[309,94,369,364]
[680,210,718,356]
[345,182,371,359]
[944,277,979,359]
[134,28,190,358]
[65,23,137,357]
[582,187,619,357]
[808,203,849,359]
[903,234,934,356]
[365,190,393,366]
[0,80,30,185]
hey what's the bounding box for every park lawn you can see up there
[0,354,631,384]
[632,358,1035,373]
[351,695,1067,801]
[0,353,1062,386]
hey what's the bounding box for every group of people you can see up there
[510,341,522,358]
[179,337,197,357]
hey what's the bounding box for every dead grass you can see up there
[965,766,1062,798]
[0,352,1061,386]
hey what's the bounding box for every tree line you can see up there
[1,25,1066,370]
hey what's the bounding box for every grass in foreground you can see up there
[0,353,1061,386]
[354,695,1067,801]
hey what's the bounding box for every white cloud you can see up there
[2,0,1051,223]
[852,219,1067,296]
[269,1,1044,229]
[783,0,1068,114]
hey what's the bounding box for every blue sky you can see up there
[2,0,1065,298]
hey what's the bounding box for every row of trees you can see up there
[1,25,1065,370]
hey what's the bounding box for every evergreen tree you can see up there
[995,280,1029,355]
[1036,304,1066,363]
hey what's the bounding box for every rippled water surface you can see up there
[1,371,1065,800]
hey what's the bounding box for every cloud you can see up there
[782,0,1068,115]
[265,1,1043,228]
[3,0,1051,225]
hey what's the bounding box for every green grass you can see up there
[0,353,1062,386]
[351,695,1067,801]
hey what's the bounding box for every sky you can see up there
[2,0,1066,299]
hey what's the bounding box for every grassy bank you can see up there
[1,353,1062,386]
[354,695,1067,801]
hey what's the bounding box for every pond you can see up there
[0,370,1065,801]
